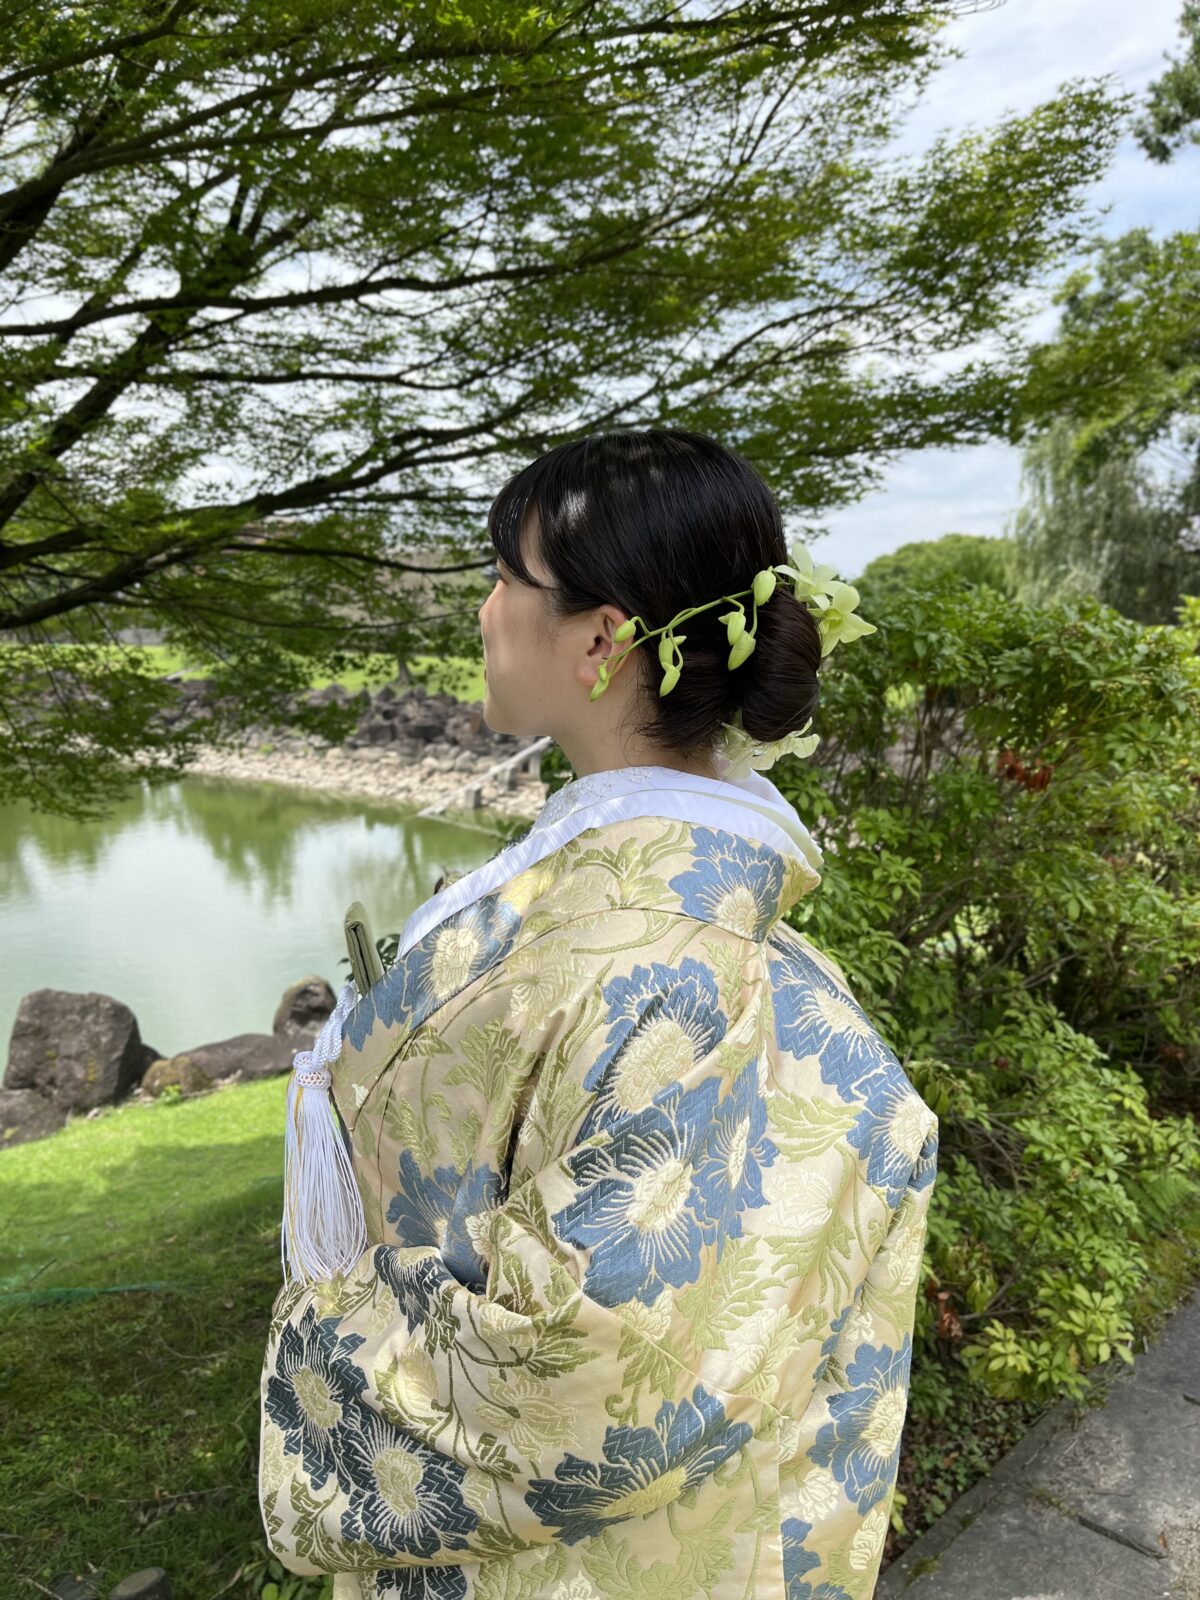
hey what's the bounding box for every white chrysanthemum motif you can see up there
[507,944,589,1033]
[430,923,483,1001]
[387,1338,440,1412]
[714,881,763,939]
[478,1297,537,1349]
[260,1418,289,1495]
[477,1368,580,1459]
[724,1302,794,1398]
[612,1016,695,1114]
[848,1504,889,1571]
[842,1298,877,1351]
[464,1205,499,1262]
[889,1095,931,1166]
[792,1465,843,1521]
[550,1577,603,1600]
[884,1210,926,1291]
[765,1165,837,1233]
[620,1284,674,1344]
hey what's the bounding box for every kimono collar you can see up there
[391,759,824,964]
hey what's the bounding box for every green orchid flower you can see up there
[816,579,877,657]
[773,540,839,605]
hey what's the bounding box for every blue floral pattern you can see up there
[261,811,939,1599]
[575,955,728,1142]
[386,1153,503,1292]
[525,1385,752,1544]
[692,1056,778,1249]
[264,1307,368,1493]
[668,827,788,942]
[552,1079,723,1306]
[336,1407,478,1558]
[808,1335,914,1513]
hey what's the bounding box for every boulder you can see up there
[5,989,148,1112]
[140,1056,214,1099]
[144,1032,297,1089]
[273,977,336,1046]
[0,1088,66,1148]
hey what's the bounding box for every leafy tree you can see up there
[1007,414,1200,623]
[1008,2,1200,618]
[855,530,1018,613]
[0,0,1125,817]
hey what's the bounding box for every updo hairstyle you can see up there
[486,427,821,766]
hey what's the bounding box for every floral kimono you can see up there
[259,766,939,1600]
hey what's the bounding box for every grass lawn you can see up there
[0,1078,328,1600]
[4,1072,1200,1597]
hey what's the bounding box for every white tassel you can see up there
[280,978,367,1288]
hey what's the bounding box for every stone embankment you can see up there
[172,678,550,821]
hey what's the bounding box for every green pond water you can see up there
[0,775,514,1062]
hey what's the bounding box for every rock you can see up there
[140,1057,214,1099]
[273,977,336,1045]
[147,1033,297,1087]
[5,990,148,1112]
[0,1087,66,1148]
[110,1571,172,1599]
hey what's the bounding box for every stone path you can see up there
[878,1282,1200,1600]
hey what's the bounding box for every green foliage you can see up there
[772,579,1200,1403]
[0,0,1127,816]
[855,532,1020,612]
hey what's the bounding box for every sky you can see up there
[822,0,1198,581]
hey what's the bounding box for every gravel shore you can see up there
[183,735,550,823]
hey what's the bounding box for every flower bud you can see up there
[752,570,777,606]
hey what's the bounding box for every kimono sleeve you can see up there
[259,929,802,1577]
[781,1111,939,1598]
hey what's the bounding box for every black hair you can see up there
[486,427,822,764]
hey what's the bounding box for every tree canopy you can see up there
[0,0,1124,816]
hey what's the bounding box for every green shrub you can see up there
[773,580,1200,1402]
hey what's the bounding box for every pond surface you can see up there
[0,776,512,1061]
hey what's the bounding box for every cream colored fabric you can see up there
[260,811,938,1600]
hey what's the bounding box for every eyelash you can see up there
[484,562,504,584]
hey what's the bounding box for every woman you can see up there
[259,428,938,1600]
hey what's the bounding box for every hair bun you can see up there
[736,585,822,746]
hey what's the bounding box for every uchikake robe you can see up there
[259,812,939,1600]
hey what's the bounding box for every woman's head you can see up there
[478,428,821,777]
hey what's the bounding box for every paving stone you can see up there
[877,1282,1200,1600]
[1025,1375,1199,1563]
[877,1476,1180,1599]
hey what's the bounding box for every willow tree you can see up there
[1008,1,1200,621]
[0,0,1122,816]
